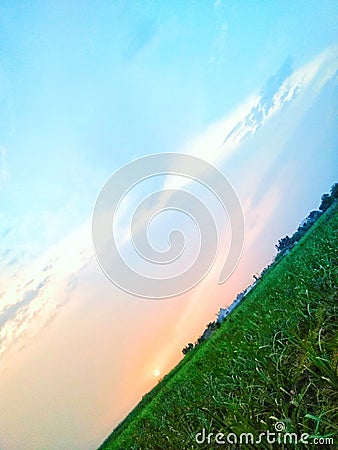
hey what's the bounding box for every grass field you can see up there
[99,203,338,449]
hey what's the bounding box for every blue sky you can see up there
[1,0,337,258]
[0,1,337,449]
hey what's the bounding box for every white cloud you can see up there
[163,45,338,193]
[107,46,338,292]
[270,46,338,116]
[0,220,93,362]
[2,45,337,368]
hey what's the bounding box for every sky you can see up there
[0,1,337,449]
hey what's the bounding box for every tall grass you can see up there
[100,203,338,449]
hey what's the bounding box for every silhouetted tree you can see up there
[182,343,194,355]
[330,182,338,200]
[275,235,293,253]
[319,193,333,212]
[306,210,321,224]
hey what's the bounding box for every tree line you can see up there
[275,182,338,254]
[182,182,338,356]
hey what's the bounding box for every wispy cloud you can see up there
[162,45,338,195]
[0,220,93,362]
[1,45,336,372]
[0,277,50,328]
[111,46,338,273]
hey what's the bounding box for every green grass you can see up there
[99,203,338,449]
